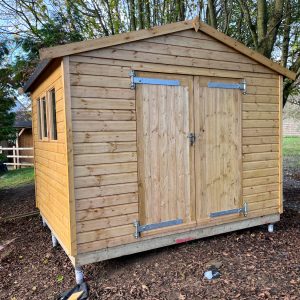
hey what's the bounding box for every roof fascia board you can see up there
[197,20,296,80]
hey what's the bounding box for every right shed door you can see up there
[194,76,242,223]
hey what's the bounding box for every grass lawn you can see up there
[283,136,300,156]
[0,167,34,189]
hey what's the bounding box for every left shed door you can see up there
[136,73,195,236]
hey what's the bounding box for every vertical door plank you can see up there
[159,85,169,221]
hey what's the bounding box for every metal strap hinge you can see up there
[210,202,248,218]
[129,70,180,89]
[133,218,183,238]
[208,79,247,94]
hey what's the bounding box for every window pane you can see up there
[42,98,48,138]
[50,89,57,140]
[37,100,42,139]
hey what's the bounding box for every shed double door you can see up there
[136,73,242,236]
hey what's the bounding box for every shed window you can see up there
[49,89,57,140]
[37,96,48,139]
[37,99,42,139]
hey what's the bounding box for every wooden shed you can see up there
[24,17,296,282]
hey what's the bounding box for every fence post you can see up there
[15,134,20,169]
[12,146,16,169]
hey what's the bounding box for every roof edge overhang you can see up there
[23,59,52,93]
[25,17,296,92]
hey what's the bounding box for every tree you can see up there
[0,43,16,142]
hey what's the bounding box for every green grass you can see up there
[0,167,34,189]
[283,136,300,156]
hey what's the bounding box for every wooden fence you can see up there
[0,146,34,169]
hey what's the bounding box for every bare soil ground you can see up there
[0,161,300,299]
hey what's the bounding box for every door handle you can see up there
[188,133,196,146]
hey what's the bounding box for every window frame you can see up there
[48,88,58,141]
[37,94,49,141]
[36,86,59,142]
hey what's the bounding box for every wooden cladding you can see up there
[69,29,281,254]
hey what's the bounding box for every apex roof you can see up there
[24,17,296,92]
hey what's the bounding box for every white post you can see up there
[268,224,274,233]
[51,233,58,247]
[12,146,16,170]
[75,266,84,284]
[15,133,20,169]
[42,217,46,227]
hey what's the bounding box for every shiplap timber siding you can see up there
[69,29,281,254]
[31,59,74,255]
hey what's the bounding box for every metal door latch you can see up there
[188,133,196,146]
[210,202,248,218]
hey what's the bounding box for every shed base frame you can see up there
[72,214,280,267]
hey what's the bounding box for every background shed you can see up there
[24,18,296,278]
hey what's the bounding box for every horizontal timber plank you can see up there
[243,175,279,187]
[243,120,279,128]
[242,136,279,145]
[243,128,278,137]
[243,112,278,120]
[243,167,278,179]
[243,95,278,103]
[246,86,278,95]
[77,224,134,244]
[77,213,138,233]
[70,74,130,89]
[75,182,138,200]
[243,152,278,162]
[77,233,136,254]
[243,160,278,171]
[72,109,136,121]
[73,141,137,155]
[244,191,279,203]
[72,98,135,110]
[74,152,137,166]
[71,86,134,99]
[73,131,137,143]
[74,162,137,177]
[248,199,278,211]
[76,193,138,210]
[243,103,278,112]
[72,121,136,132]
[243,144,279,154]
[243,183,278,195]
[76,202,138,221]
[69,62,130,77]
[74,172,138,189]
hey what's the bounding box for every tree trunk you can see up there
[207,0,217,28]
[281,1,291,67]
[137,0,144,29]
[257,0,267,45]
[129,0,137,31]
[145,0,151,28]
